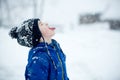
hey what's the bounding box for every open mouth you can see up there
[48,24,56,30]
[49,27,56,30]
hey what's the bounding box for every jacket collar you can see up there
[32,39,58,51]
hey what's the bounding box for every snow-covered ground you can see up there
[0,0,120,80]
[0,23,120,80]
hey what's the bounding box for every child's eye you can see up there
[39,21,43,26]
[40,23,43,26]
[40,22,43,26]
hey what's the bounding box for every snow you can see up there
[54,24,120,80]
[42,0,120,25]
[0,23,120,80]
[0,28,29,80]
[0,0,120,80]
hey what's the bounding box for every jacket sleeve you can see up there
[25,53,49,80]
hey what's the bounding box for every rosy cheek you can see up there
[41,29,48,36]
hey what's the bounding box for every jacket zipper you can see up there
[54,46,64,80]
[56,52,64,80]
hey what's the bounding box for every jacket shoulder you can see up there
[28,47,50,64]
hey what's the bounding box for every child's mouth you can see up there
[49,27,56,30]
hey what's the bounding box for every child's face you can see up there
[38,21,55,38]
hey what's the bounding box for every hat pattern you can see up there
[9,18,41,47]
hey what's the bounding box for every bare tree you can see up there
[39,0,45,19]
[0,0,11,28]
[33,0,37,17]
[0,0,2,27]
[33,0,45,18]
[4,0,11,27]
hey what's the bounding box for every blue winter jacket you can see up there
[25,39,69,80]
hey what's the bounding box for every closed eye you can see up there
[39,21,43,26]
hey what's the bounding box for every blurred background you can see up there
[0,0,120,80]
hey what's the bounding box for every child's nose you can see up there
[45,23,48,26]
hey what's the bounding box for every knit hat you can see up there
[9,18,42,47]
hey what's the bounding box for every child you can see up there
[9,18,69,80]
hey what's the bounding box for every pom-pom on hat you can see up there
[9,18,42,47]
